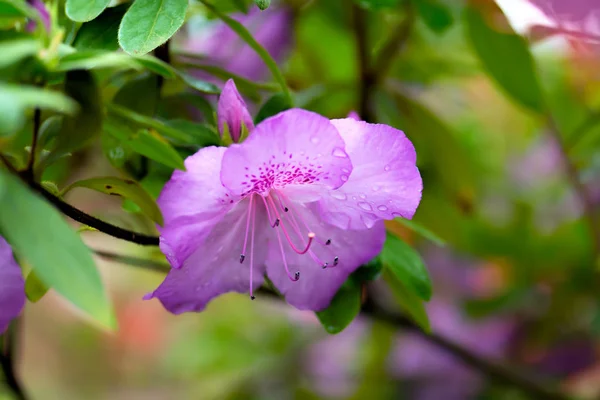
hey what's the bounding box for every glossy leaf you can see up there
[56,51,143,72]
[62,176,164,225]
[464,0,544,112]
[0,170,115,329]
[113,73,159,116]
[254,93,292,124]
[316,280,362,334]
[66,0,111,22]
[413,0,453,34]
[73,4,129,51]
[24,270,49,303]
[383,269,430,332]
[118,0,188,55]
[380,234,432,301]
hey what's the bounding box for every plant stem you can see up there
[1,321,27,400]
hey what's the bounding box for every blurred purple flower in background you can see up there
[184,6,293,81]
[26,0,50,33]
[0,236,25,334]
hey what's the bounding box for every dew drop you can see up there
[384,164,391,171]
[341,175,348,182]
[359,193,367,199]
[332,147,348,158]
[342,168,350,174]
[358,202,372,211]
[372,185,381,192]
[377,205,388,211]
[352,196,357,201]
[311,137,320,144]
[330,192,347,200]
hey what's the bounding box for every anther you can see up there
[294,271,300,281]
[239,254,245,263]
[284,207,289,212]
[250,295,256,300]
[322,262,329,269]
[333,256,339,266]
[272,218,280,228]
[325,239,332,245]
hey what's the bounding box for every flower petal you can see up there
[320,119,423,229]
[157,146,237,269]
[221,109,353,201]
[217,79,254,143]
[0,237,25,334]
[265,202,385,311]
[146,199,270,314]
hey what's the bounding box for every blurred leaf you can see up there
[62,176,164,225]
[0,39,40,68]
[202,0,291,104]
[179,72,220,94]
[354,0,401,9]
[254,0,270,10]
[381,233,432,301]
[351,255,384,282]
[0,170,115,330]
[159,93,216,125]
[118,0,188,55]
[395,218,446,246]
[134,55,177,78]
[66,0,111,22]
[24,270,49,303]
[56,51,143,71]
[413,0,453,34]
[73,4,129,51]
[0,84,77,137]
[104,116,185,170]
[464,0,544,113]
[54,70,102,153]
[316,280,362,334]
[113,73,159,116]
[166,119,221,147]
[254,93,292,124]
[383,269,430,332]
[101,131,131,168]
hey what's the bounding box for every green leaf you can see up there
[178,72,220,95]
[0,170,115,329]
[73,4,129,51]
[201,0,291,104]
[413,0,453,34]
[24,270,49,303]
[351,256,384,283]
[118,0,188,55]
[316,280,362,334]
[394,218,446,246]
[101,131,131,168]
[113,73,159,116]
[383,269,430,332]
[165,119,220,147]
[62,176,164,225]
[159,93,216,126]
[254,93,292,124]
[254,0,270,10]
[104,116,185,170]
[380,234,432,301]
[354,0,401,10]
[464,0,544,112]
[0,84,78,137]
[0,39,40,69]
[66,0,111,22]
[56,51,143,72]
[54,70,103,153]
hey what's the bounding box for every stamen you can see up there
[333,256,339,266]
[322,262,329,269]
[268,196,315,255]
[325,239,332,245]
[284,207,289,212]
[274,218,301,282]
[275,191,331,247]
[272,218,280,228]
[240,195,254,263]
[260,195,280,228]
[249,194,257,300]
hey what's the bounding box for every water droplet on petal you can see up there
[358,202,372,211]
[342,168,350,174]
[341,175,348,182]
[330,192,347,200]
[377,205,388,211]
[372,185,381,192]
[359,193,366,199]
[352,196,357,200]
[384,164,391,171]
[311,137,319,144]
[332,147,348,158]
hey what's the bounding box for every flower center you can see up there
[238,190,339,300]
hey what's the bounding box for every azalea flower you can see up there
[145,83,422,313]
[0,236,25,334]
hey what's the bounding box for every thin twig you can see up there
[1,322,27,400]
[24,108,41,181]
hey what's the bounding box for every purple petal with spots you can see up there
[146,199,270,313]
[319,118,422,229]
[217,79,254,142]
[266,202,385,310]
[157,146,237,269]
[0,236,25,334]
[221,109,353,201]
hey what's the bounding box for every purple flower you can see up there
[26,0,51,33]
[528,0,597,22]
[185,6,292,81]
[0,236,25,334]
[218,79,255,143]
[145,109,422,313]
